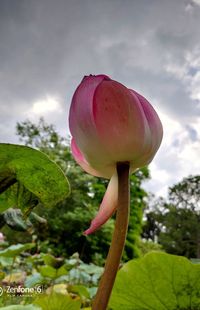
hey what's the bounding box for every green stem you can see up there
[92,162,130,310]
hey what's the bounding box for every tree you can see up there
[15,118,149,262]
[169,175,200,211]
[142,195,164,242]
[124,167,150,260]
[142,175,200,258]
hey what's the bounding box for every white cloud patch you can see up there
[31,96,62,115]
[144,110,200,197]
[191,0,200,6]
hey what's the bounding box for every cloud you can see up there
[191,0,200,6]
[144,111,200,197]
[0,0,200,198]
[30,96,62,115]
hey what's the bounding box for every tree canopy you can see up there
[142,175,200,258]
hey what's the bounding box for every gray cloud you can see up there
[0,0,200,196]
[186,125,198,141]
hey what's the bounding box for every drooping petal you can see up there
[83,170,118,235]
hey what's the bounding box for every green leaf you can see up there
[42,254,64,269]
[68,285,90,299]
[68,268,91,283]
[87,287,97,299]
[2,271,26,284]
[0,257,13,266]
[57,265,68,277]
[0,243,35,257]
[110,252,200,310]
[39,264,68,279]
[39,265,57,279]
[79,263,103,275]
[47,284,68,295]
[33,293,81,310]
[0,305,40,310]
[0,270,5,280]
[25,273,45,288]
[0,143,70,212]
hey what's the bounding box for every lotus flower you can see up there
[69,74,163,235]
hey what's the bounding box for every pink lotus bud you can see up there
[69,74,163,234]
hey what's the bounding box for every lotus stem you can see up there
[92,162,130,310]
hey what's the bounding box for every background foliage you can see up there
[1,118,200,308]
[142,175,200,258]
[12,118,148,263]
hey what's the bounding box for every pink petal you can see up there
[93,80,151,166]
[83,170,118,235]
[69,75,115,178]
[69,75,110,152]
[130,89,163,165]
[71,139,103,177]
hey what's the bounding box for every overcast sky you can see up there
[0,0,200,198]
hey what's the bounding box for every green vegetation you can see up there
[0,242,102,308]
[1,118,200,308]
[143,175,200,258]
[110,252,200,310]
[13,118,148,262]
[0,143,70,210]
[1,245,200,309]
[0,143,70,233]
